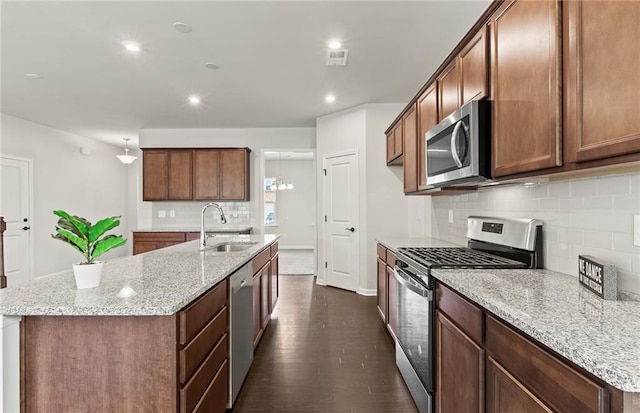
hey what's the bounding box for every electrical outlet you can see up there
[169,210,175,218]
[158,210,166,218]
[448,210,454,224]
[634,215,640,247]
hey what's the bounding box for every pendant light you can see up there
[116,138,137,164]
[272,153,294,190]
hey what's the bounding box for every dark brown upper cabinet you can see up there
[402,104,418,193]
[564,0,640,165]
[438,60,461,122]
[387,122,403,165]
[490,0,562,178]
[417,83,439,191]
[143,148,250,202]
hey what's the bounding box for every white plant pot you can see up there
[72,262,103,289]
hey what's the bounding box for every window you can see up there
[264,177,277,225]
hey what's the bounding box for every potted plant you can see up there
[51,210,127,289]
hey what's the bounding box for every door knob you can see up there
[344,227,355,232]
[22,226,31,231]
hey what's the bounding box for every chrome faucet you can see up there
[200,202,227,249]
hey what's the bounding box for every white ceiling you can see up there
[1,1,491,148]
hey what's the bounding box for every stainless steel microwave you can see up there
[425,100,491,187]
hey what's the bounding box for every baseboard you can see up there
[358,288,377,296]
[280,246,315,251]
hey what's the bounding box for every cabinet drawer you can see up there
[436,283,483,344]
[252,248,271,275]
[180,279,228,345]
[180,307,227,384]
[133,232,187,242]
[270,241,279,257]
[385,250,397,267]
[180,334,228,413]
[485,314,609,413]
[377,244,386,259]
[193,360,228,413]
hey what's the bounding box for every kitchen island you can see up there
[378,238,640,412]
[0,234,278,413]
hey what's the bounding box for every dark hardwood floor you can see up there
[233,276,418,413]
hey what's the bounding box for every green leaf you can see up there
[53,210,90,239]
[88,216,121,243]
[52,227,90,264]
[91,235,127,261]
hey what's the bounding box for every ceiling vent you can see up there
[326,49,349,66]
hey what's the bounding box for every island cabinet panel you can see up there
[261,264,270,328]
[180,334,228,413]
[193,150,221,200]
[143,150,170,200]
[564,0,640,164]
[192,360,228,413]
[179,307,227,384]
[22,315,179,412]
[179,278,227,345]
[402,103,419,194]
[270,249,279,312]
[438,60,461,121]
[417,83,438,191]
[252,269,263,347]
[490,0,562,178]
[485,314,610,413]
[460,25,489,105]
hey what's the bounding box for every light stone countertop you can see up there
[378,237,640,392]
[0,234,278,317]
[134,225,252,233]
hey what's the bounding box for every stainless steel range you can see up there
[392,216,543,413]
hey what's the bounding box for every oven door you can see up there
[393,264,434,413]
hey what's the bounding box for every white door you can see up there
[323,152,359,292]
[0,157,33,287]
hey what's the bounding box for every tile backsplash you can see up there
[431,172,640,294]
[151,201,251,227]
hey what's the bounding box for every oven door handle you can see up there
[393,266,433,300]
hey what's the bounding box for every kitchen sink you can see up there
[205,242,257,252]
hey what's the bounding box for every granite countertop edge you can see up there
[377,237,640,393]
[0,234,279,318]
[133,226,253,233]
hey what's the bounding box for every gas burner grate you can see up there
[399,247,527,269]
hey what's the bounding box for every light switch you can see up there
[448,210,454,224]
[169,210,175,218]
[634,215,640,247]
[158,210,166,218]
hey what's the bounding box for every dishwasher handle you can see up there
[393,266,433,300]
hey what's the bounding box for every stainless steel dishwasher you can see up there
[229,262,254,406]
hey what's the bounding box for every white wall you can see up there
[316,103,411,294]
[430,171,640,294]
[0,114,130,277]
[137,128,316,233]
[265,158,315,248]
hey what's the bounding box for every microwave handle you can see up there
[451,121,464,168]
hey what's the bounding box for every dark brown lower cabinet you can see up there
[436,282,622,413]
[386,266,398,340]
[22,279,230,413]
[376,257,387,322]
[436,310,484,413]
[486,356,552,413]
[252,244,280,348]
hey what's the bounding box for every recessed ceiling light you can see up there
[328,40,342,50]
[325,94,336,103]
[188,95,201,105]
[204,62,220,70]
[172,22,192,33]
[25,73,42,79]
[122,41,141,53]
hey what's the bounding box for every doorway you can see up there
[0,156,34,287]
[261,151,316,275]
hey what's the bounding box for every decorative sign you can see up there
[578,255,617,300]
